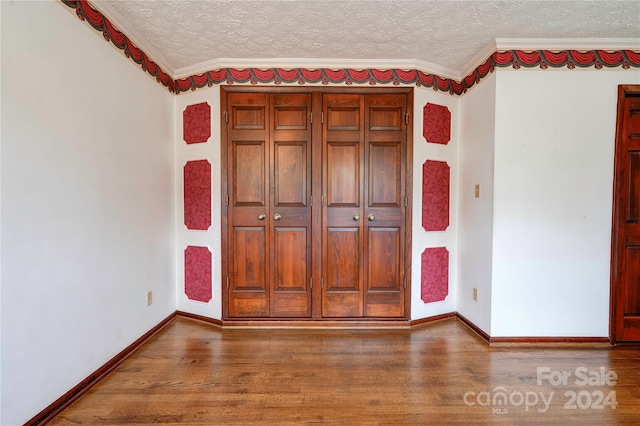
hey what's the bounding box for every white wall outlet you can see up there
[473,287,478,302]
[146,290,152,306]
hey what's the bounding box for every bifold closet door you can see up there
[225,92,312,317]
[322,93,407,318]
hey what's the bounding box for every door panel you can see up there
[274,142,307,206]
[229,227,268,316]
[227,93,270,317]
[624,248,640,315]
[629,152,640,221]
[327,143,360,206]
[324,228,362,317]
[322,94,365,317]
[612,86,640,342]
[233,142,266,205]
[369,143,401,206]
[363,94,406,317]
[269,93,312,317]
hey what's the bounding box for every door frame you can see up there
[221,86,413,321]
[610,84,640,343]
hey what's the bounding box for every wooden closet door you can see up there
[612,85,640,342]
[226,92,271,317]
[322,94,365,317]
[269,93,313,317]
[363,93,407,317]
[225,91,312,318]
[321,93,408,318]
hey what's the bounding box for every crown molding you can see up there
[459,40,497,80]
[495,38,640,52]
[173,58,461,81]
[89,0,176,76]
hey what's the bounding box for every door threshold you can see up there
[221,319,411,329]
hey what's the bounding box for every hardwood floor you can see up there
[50,316,640,425]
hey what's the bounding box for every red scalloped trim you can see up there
[62,0,174,92]
[61,1,639,96]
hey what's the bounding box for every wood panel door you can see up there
[611,85,640,342]
[224,91,312,318]
[322,93,408,318]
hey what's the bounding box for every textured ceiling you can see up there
[95,0,640,78]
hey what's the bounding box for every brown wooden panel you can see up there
[629,151,640,222]
[274,227,307,291]
[323,228,362,317]
[368,143,401,207]
[624,247,640,315]
[274,106,307,130]
[327,107,360,131]
[274,142,307,206]
[327,143,359,206]
[367,228,400,290]
[229,226,268,317]
[365,227,402,318]
[232,227,267,291]
[325,228,360,291]
[233,106,265,130]
[629,108,640,138]
[369,106,402,131]
[233,141,265,206]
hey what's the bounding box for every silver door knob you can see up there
[257,213,266,220]
[367,214,375,221]
[274,213,282,221]
[353,214,360,221]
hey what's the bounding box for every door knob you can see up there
[353,214,360,221]
[367,214,375,221]
[257,213,266,220]
[274,213,282,221]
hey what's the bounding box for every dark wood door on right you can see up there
[322,93,408,317]
[612,85,640,342]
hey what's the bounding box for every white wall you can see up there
[491,68,640,337]
[411,87,459,320]
[173,85,459,321]
[175,87,223,318]
[457,73,496,334]
[1,2,175,424]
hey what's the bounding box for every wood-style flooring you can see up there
[50,316,640,425]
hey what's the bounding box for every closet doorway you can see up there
[221,87,413,321]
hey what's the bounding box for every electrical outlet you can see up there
[473,287,478,302]
[474,184,480,198]
[146,291,153,306]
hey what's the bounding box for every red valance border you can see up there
[62,0,640,96]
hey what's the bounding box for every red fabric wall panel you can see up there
[184,160,211,230]
[423,103,451,145]
[421,247,449,303]
[183,102,211,144]
[184,246,212,303]
[422,160,450,232]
